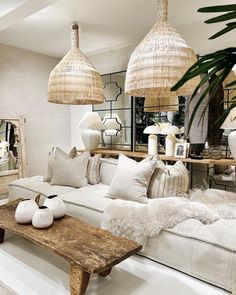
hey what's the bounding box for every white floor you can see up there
[0,234,230,295]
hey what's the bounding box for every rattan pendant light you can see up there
[125,0,199,97]
[144,97,179,112]
[48,24,104,105]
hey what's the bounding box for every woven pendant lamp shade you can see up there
[144,97,179,112]
[48,24,104,105]
[125,0,199,98]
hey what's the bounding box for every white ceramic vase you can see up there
[43,195,66,219]
[32,206,54,229]
[15,199,38,224]
[81,129,101,150]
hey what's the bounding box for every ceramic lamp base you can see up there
[229,130,236,160]
[165,134,176,157]
[148,134,157,155]
[82,129,101,150]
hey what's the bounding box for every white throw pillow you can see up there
[50,151,90,188]
[100,158,118,185]
[107,154,157,203]
[44,147,72,182]
[148,160,189,198]
[87,154,101,185]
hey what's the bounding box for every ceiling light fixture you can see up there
[48,24,104,105]
[125,0,200,98]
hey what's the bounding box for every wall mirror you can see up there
[0,116,27,194]
[93,71,132,150]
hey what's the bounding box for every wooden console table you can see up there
[85,149,236,189]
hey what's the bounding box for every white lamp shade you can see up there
[77,112,103,130]
[143,125,161,135]
[161,126,181,135]
[221,107,236,130]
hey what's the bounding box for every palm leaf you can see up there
[205,11,236,24]
[209,23,236,39]
[198,5,236,13]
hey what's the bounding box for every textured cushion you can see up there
[87,154,101,185]
[100,158,118,185]
[107,154,157,203]
[51,151,90,188]
[44,147,75,182]
[148,160,189,198]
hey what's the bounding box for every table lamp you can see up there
[221,107,236,159]
[161,126,181,157]
[77,112,104,150]
[143,125,161,155]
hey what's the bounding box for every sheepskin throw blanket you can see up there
[102,189,236,244]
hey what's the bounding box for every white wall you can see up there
[70,45,134,148]
[0,44,71,176]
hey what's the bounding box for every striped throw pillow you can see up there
[148,160,189,198]
[87,154,101,185]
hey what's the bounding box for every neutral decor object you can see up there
[148,160,189,198]
[125,0,199,97]
[0,199,141,295]
[48,24,104,105]
[107,154,157,203]
[144,97,179,112]
[43,195,66,219]
[221,107,236,159]
[161,125,181,157]
[78,112,104,150]
[51,151,90,188]
[32,206,54,229]
[143,125,161,155]
[15,199,38,224]
[174,143,188,158]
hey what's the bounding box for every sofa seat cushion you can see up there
[142,218,236,292]
[59,184,112,213]
[8,176,76,200]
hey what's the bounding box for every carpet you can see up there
[0,280,17,295]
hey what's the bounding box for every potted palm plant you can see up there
[171,4,236,133]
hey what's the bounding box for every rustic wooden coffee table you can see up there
[0,200,142,295]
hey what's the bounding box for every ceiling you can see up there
[0,0,235,58]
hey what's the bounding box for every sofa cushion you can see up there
[51,151,90,188]
[87,154,101,185]
[148,160,189,198]
[59,183,112,213]
[142,218,236,292]
[107,154,157,203]
[100,158,118,185]
[8,176,76,201]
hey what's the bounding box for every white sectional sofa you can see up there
[8,157,236,294]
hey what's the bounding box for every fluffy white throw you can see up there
[102,189,236,244]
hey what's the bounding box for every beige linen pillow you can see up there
[87,154,101,185]
[44,147,71,182]
[148,160,189,198]
[50,151,90,188]
[107,154,157,203]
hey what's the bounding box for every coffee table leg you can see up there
[70,265,90,295]
[99,268,112,277]
[0,228,5,244]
